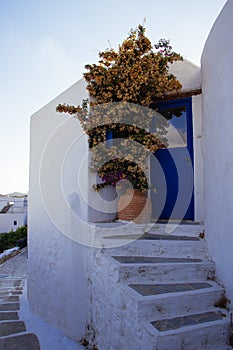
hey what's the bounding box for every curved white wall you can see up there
[202,0,233,303]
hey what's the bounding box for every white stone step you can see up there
[146,223,205,237]
[0,295,20,303]
[122,281,226,320]
[0,320,26,336]
[95,222,205,238]
[0,332,41,350]
[0,303,20,311]
[112,256,215,283]
[95,223,206,249]
[103,237,207,259]
[0,287,23,294]
[0,312,19,321]
[141,311,229,350]
[0,279,23,288]
[210,346,232,350]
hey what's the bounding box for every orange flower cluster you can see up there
[84,25,182,106]
[56,25,183,192]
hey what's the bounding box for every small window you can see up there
[14,221,17,226]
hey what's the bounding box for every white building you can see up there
[28,1,233,348]
[0,195,27,233]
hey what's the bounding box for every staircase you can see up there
[90,224,232,350]
[0,262,40,349]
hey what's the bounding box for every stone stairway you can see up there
[91,224,232,350]
[0,259,40,349]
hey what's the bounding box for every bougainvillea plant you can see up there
[56,25,183,193]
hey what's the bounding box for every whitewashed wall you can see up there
[28,78,91,340]
[169,59,201,92]
[0,213,26,233]
[202,0,233,302]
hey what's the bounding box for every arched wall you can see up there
[202,0,233,303]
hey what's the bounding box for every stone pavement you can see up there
[0,249,40,350]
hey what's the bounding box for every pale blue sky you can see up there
[0,0,227,194]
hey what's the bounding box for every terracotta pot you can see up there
[118,189,152,224]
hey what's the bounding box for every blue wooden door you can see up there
[150,98,194,220]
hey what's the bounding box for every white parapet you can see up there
[28,78,91,340]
